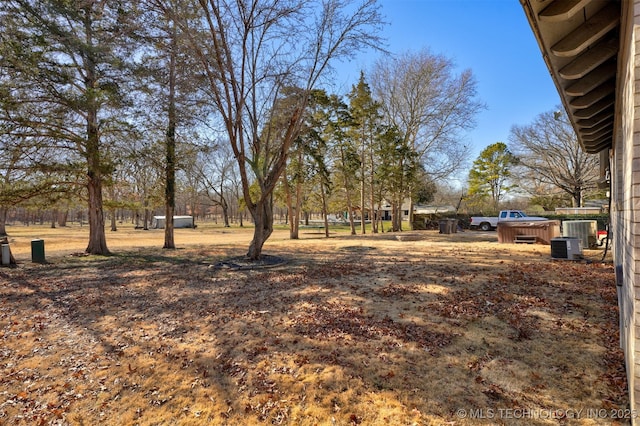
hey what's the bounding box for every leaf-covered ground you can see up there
[0,231,628,425]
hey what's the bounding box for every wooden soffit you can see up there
[520,0,620,154]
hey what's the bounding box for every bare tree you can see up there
[509,108,600,208]
[370,48,484,226]
[371,49,483,177]
[168,0,382,259]
[194,144,236,228]
[124,140,164,230]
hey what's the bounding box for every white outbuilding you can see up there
[151,215,195,229]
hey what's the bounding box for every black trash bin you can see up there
[31,239,45,263]
[439,219,458,234]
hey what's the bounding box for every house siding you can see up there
[614,2,640,417]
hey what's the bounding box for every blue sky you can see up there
[331,0,562,160]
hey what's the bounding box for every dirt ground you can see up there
[0,223,628,425]
[2,222,613,262]
[4,223,262,261]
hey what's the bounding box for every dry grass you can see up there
[0,224,628,425]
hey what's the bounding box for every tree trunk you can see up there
[360,148,366,235]
[86,172,109,254]
[391,203,396,232]
[143,205,149,230]
[573,190,582,208]
[347,205,356,235]
[59,210,68,227]
[294,180,303,233]
[408,196,414,231]
[164,206,175,248]
[163,21,177,250]
[85,109,109,255]
[0,207,8,237]
[219,179,230,227]
[398,158,405,232]
[321,183,329,238]
[247,195,274,260]
[292,149,304,237]
[369,143,377,233]
[338,144,357,235]
[110,209,117,231]
[283,175,298,239]
[221,198,230,227]
[391,199,401,232]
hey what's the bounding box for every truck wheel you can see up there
[480,222,491,231]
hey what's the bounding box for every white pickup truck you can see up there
[470,210,547,231]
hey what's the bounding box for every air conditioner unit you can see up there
[551,237,583,260]
[562,220,597,249]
